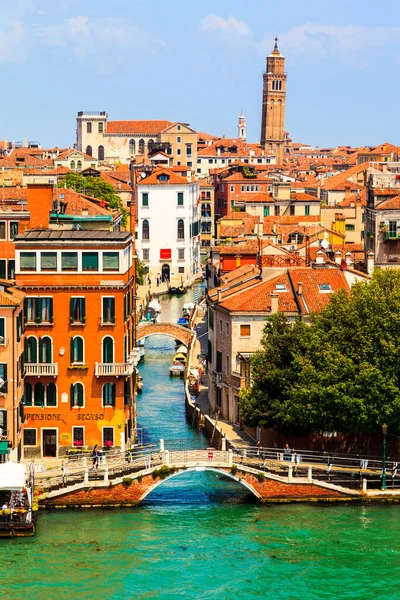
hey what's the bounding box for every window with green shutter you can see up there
[40,298,53,323]
[103,252,119,271]
[46,383,57,407]
[0,260,6,280]
[41,252,57,271]
[70,297,85,323]
[102,383,116,407]
[102,337,114,363]
[9,222,18,240]
[142,192,149,207]
[82,252,99,271]
[34,382,44,407]
[25,337,37,363]
[305,205,310,216]
[102,297,115,324]
[61,252,78,271]
[39,337,52,363]
[24,382,33,407]
[71,383,84,407]
[0,222,6,240]
[8,259,15,280]
[177,192,184,206]
[263,206,270,217]
[0,318,5,343]
[20,252,37,271]
[71,336,84,363]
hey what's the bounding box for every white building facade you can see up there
[136,168,201,286]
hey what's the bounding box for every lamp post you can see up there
[382,423,387,491]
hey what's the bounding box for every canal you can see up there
[2,284,400,599]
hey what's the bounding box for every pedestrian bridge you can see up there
[35,443,379,507]
[136,322,193,346]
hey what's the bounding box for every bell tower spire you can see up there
[238,110,246,141]
[260,38,287,161]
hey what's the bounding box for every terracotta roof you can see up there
[238,192,274,204]
[54,188,113,217]
[100,172,132,191]
[137,167,189,186]
[220,272,298,314]
[290,192,320,202]
[375,196,400,210]
[0,284,25,306]
[106,120,172,135]
[336,189,367,207]
[220,264,257,284]
[288,268,350,314]
[57,148,94,161]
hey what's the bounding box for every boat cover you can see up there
[0,461,26,490]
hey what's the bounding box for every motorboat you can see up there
[137,339,145,362]
[177,317,189,328]
[176,345,188,355]
[173,351,187,365]
[169,286,187,296]
[148,298,161,315]
[169,361,185,377]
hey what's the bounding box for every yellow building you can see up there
[160,123,197,171]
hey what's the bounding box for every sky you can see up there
[1,0,400,149]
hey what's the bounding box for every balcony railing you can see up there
[25,363,58,377]
[384,231,400,240]
[95,363,133,377]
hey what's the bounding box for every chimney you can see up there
[270,292,279,314]
[217,289,222,304]
[334,250,342,265]
[345,185,351,199]
[315,249,325,265]
[345,251,353,268]
[26,184,54,229]
[297,281,303,295]
[367,251,375,275]
[217,147,221,156]
[272,223,277,234]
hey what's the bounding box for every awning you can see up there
[236,352,255,361]
[0,461,26,490]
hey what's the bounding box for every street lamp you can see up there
[382,423,388,491]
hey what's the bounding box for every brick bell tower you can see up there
[260,37,287,162]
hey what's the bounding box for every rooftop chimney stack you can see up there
[270,292,279,314]
[367,251,375,275]
[297,282,303,295]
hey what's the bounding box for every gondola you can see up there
[169,286,187,296]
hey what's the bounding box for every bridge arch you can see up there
[136,322,193,346]
[137,467,262,503]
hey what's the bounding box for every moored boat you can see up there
[169,361,185,377]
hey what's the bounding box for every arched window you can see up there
[98,145,105,161]
[102,336,114,363]
[24,382,33,407]
[71,382,84,407]
[46,382,57,407]
[177,219,184,240]
[86,145,92,157]
[77,160,82,171]
[70,160,76,170]
[71,336,84,364]
[25,336,37,363]
[148,139,154,153]
[34,382,44,407]
[138,139,145,154]
[102,383,116,407]
[129,139,135,155]
[39,337,52,363]
[142,219,149,241]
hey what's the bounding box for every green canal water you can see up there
[3,284,400,599]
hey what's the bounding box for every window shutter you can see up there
[81,298,86,321]
[70,298,74,321]
[39,338,43,363]
[36,298,43,323]
[70,338,74,363]
[112,384,116,407]
[111,299,115,322]
[70,384,74,408]
[49,298,53,323]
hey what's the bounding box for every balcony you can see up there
[231,371,246,389]
[384,231,400,240]
[95,363,134,377]
[25,363,58,377]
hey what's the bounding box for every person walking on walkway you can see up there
[91,445,100,471]
[283,443,291,461]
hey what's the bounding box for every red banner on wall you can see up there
[160,249,172,259]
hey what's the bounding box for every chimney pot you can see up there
[270,292,279,314]
[297,281,303,295]
[217,289,222,304]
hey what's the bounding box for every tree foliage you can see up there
[239,270,400,435]
[59,172,127,225]
[135,258,147,286]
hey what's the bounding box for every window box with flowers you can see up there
[104,440,114,449]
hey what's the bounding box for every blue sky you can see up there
[1,0,399,148]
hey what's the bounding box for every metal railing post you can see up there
[221,437,226,451]
[362,478,367,494]
[228,449,233,467]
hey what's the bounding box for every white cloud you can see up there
[259,22,400,58]
[0,20,27,62]
[35,16,164,55]
[200,14,252,39]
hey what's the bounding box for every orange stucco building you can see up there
[15,229,138,458]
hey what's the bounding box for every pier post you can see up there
[164,449,170,466]
[362,478,367,494]
[288,465,293,482]
[84,468,89,485]
[307,466,312,483]
[159,439,165,452]
[228,449,233,467]
[101,454,106,466]
[104,468,109,484]
[221,437,226,451]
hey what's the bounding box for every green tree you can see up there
[59,172,127,225]
[135,258,147,286]
[240,270,400,435]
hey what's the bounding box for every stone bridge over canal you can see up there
[136,322,193,346]
[36,446,365,507]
